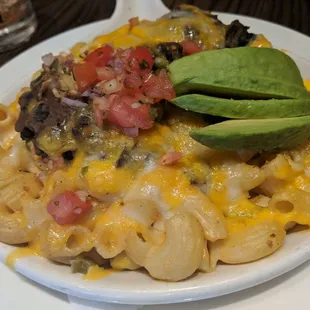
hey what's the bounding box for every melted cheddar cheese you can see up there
[84,266,117,280]
[304,79,310,91]
[6,248,38,268]
[6,238,41,268]
[69,3,273,61]
[250,34,272,48]
[85,160,134,195]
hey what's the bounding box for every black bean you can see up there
[20,127,35,141]
[72,127,81,138]
[156,42,183,62]
[33,144,48,158]
[77,115,91,127]
[18,91,33,112]
[33,103,50,122]
[116,149,130,168]
[62,150,75,161]
[183,25,200,41]
[225,20,255,48]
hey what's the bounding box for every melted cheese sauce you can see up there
[5,246,39,269]
[71,4,272,58]
[88,11,225,51]
[250,34,272,48]
[85,160,134,195]
[304,79,310,91]
[83,265,117,280]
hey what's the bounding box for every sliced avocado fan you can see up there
[190,116,310,151]
[168,47,309,99]
[172,94,310,119]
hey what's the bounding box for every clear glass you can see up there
[0,0,37,51]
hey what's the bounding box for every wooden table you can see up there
[0,0,309,67]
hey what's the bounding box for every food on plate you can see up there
[1,5,310,282]
[169,47,310,151]
[168,47,308,99]
[190,115,310,151]
[84,4,271,51]
[172,94,310,119]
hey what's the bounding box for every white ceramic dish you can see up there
[1,0,310,305]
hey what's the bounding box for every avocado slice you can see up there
[190,115,310,151]
[168,47,309,99]
[172,94,310,119]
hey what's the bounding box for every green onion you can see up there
[140,59,150,69]
[154,57,168,69]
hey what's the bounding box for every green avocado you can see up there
[171,94,310,119]
[190,115,310,151]
[168,47,309,99]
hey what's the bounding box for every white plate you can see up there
[1,0,310,305]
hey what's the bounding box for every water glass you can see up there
[0,0,37,51]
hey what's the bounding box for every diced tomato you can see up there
[128,47,154,73]
[73,62,98,93]
[96,66,115,81]
[108,95,153,129]
[124,72,142,94]
[160,152,183,165]
[129,17,139,29]
[181,40,203,55]
[85,45,114,67]
[142,70,175,102]
[134,92,154,104]
[47,191,92,225]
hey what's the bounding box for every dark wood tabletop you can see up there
[0,0,309,67]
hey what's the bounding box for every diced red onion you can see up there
[102,79,122,94]
[42,53,55,66]
[73,208,83,214]
[75,190,88,202]
[123,127,139,137]
[81,89,91,97]
[93,96,110,128]
[160,152,183,166]
[89,92,100,99]
[61,97,88,108]
[113,59,124,74]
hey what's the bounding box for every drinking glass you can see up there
[0,0,37,51]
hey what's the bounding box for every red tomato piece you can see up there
[160,152,183,165]
[47,191,92,225]
[123,72,143,94]
[73,62,98,93]
[85,45,114,67]
[128,47,154,73]
[142,70,175,102]
[96,66,115,81]
[181,40,203,55]
[108,95,153,129]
